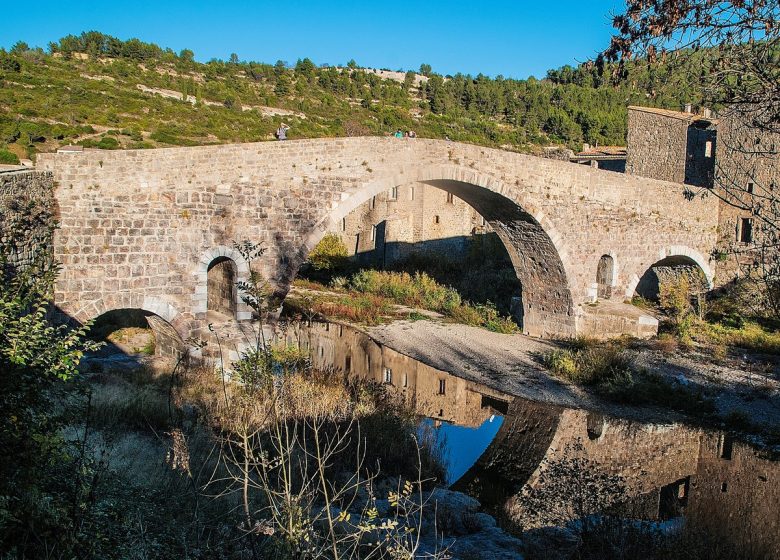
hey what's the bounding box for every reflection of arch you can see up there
[596,254,616,300]
[627,246,713,300]
[298,166,576,337]
[194,246,251,320]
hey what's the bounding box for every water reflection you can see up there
[277,320,780,557]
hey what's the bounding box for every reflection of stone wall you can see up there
[280,320,508,428]
[687,434,780,558]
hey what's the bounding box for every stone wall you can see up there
[626,107,690,183]
[339,182,484,265]
[713,110,780,284]
[37,137,720,339]
[0,169,55,275]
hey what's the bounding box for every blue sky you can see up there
[0,0,625,79]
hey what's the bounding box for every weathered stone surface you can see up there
[35,138,720,340]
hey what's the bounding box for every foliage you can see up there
[0,30,727,160]
[0,209,100,555]
[307,233,349,272]
[0,148,19,164]
[543,339,634,386]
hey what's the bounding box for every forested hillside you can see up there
[0,31,713,163]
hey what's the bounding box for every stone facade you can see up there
[338,182,484,265]
[626,106,716,188]
[36,137,720,340]
[713,110,780,282]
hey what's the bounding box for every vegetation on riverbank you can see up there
[291,270,519,333]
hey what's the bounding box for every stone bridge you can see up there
[37,137,719,344]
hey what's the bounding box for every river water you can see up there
[275,319,780,556]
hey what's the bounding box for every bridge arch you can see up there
[298,166,577,337]
[626,246,714,301]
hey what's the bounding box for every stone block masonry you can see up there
[36,137,720,341]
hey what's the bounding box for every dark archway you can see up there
[596,255,615,300]
[90,308,186,360]
[634,255,709,301]
[207,257,237,318]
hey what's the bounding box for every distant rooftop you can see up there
[628,105,718,124]
[575,145,626,159]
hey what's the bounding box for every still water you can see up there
[277,320,780,557]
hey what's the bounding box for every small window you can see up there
[718,434,733,460]
[389,186,398,200]
[339,325,344,337]
[319,346,324,357]
[371,224,377,241]
[403,372,408,388]
[366,355,371,371]
[721,482,728,493]
[410,186,415,201]
[747,182,754,194]
[738,217,753,243]
[438,379,446,395]
[434,215,440,224]
[370,196,376,210]
[446,192,454,204]
[704,141,712,157]
[383,367,392,384]
[438,409,444,417]
[341,217,347,231]
[480,216,486,227]
[345,355,351,372]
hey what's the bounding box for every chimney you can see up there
[702,107,712,118]
[684,103,692,114]
[582,142,590,151]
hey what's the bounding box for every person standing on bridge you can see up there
[276,123,290,140]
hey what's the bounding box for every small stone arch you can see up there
[193,246,251,321]
[626,246,713,301]
[297,166,577,338]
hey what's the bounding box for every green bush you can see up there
[0,148,19,164]
[543,340,633,385]
[307,233,348,271]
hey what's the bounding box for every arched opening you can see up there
[207,256,237,318]
[297,176,574,338]
[634,255,709,302]
[596,255,615,300]
[88,308,186,362]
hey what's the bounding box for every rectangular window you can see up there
[480,216,486,227]
[383,367,392,384]
[718,434,733,460]
[704,141,713,158]
[438,379,446,395]
[739,217,753,243]
[747,182,754,194]
[370,196,376,210]
[403,372,408,388]
[345,355,351,372]
[446,192,454,204]
[410,186,415,201]
[434,215,440,224]
[341,217,347,231]
[389,186,398,200]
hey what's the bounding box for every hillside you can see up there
[0,31,713,164]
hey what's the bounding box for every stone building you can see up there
[570,145,627,173]
[337,181,487,266]
[626,105,717,188]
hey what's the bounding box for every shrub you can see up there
[307,233,348,271]
[0,148,19,164]
[543,340,633,386]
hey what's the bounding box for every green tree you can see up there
[419,63,432,77]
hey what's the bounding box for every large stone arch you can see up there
[297,166,576,338]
